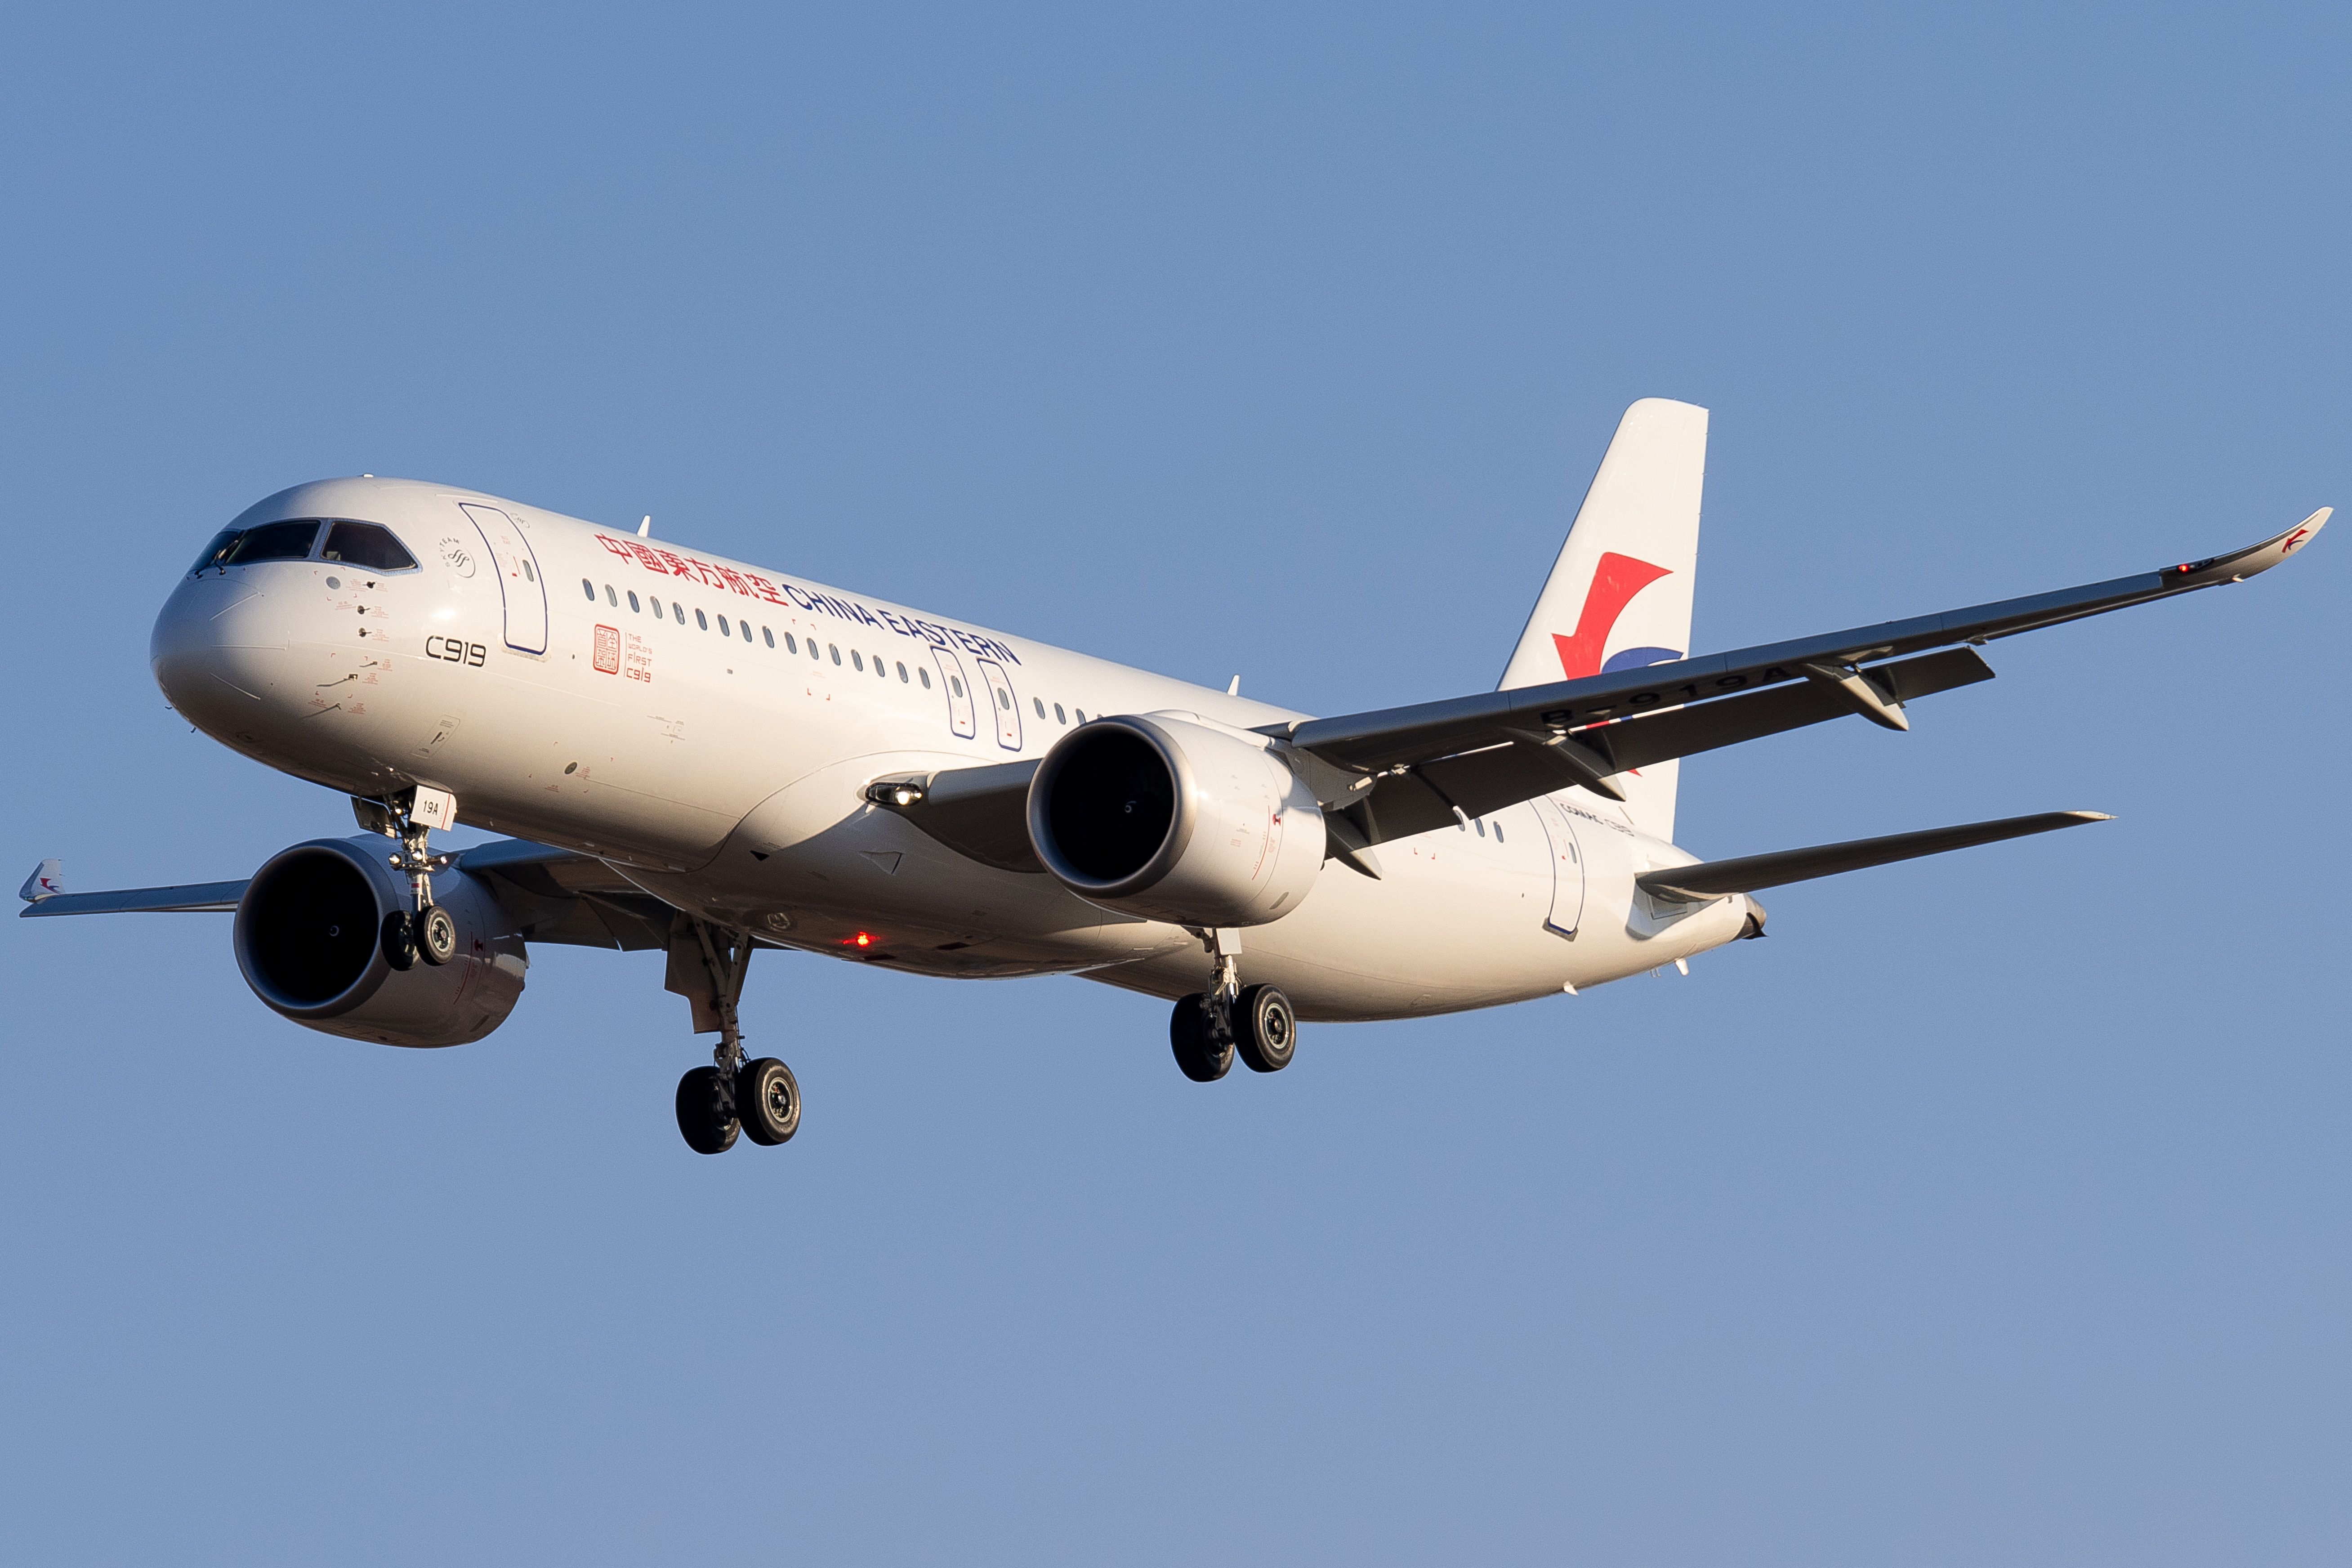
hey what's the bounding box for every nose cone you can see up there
[152,572,292,739]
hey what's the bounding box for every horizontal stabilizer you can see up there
[1637,810,2112,901]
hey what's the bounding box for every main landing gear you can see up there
[1169,928,1298,1082]
[670,919,801,1155]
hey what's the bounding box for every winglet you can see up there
[2165,508,2328,589]
[18,859,62,903]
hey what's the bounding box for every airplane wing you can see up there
[876,512,2323,867]
[1283,510,2326,840]
[863,759,1043,873]
[1635,810,2111,901]
[18,839,684,952]
[18,876,248,916]
[448,839,680,950]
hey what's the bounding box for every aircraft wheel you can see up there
[1169,994,1233,1082]
[380,909,417,971]
[416,904,459,966]
[1234,984,1297,1073]
[675,1066,740,1154]
[736,1058,800,1146]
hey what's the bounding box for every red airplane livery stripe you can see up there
[1553,551,1673,679]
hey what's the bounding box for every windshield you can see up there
[188,518,420,576]
[224,520,321,565]
[320,521,418,572]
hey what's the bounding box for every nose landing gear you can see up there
[669,919,801,1155]
[357,788,460,970]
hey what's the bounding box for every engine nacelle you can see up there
[232,836,528,1048]
[1027,714,1326,929]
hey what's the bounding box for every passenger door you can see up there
[974,658,1022,750]
[1529,796,1585,938]
[930,647,977,739]
[458,503,549,655]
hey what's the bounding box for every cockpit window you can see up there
[320,521,419,572]
[223,520,321,565]
[190,529,244,574]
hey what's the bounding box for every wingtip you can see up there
[2067,811,2117,823]
[2165,509,2327,587]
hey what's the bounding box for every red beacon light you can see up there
[846,932,874,948]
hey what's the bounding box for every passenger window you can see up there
[582,578,596,600]
[225,519,321,564]
[997,688,1012,710]
[1055,704,1066,724]
[1074,709,1085,723]
[628,591,641,612]
[830,645,841,665]
[919,667,932,688]
[783,632,796,652]
[874,655,886,678]
[521,560,536,583]
[1476,819,1486,837]
[696,609,709,630]
[606,585,618,606]
[742,621,754,642]
[717,615,730,635]
[950,676,964,697]
[852,650,863,671]
[762,627,774,648]
[895,661,908,682]
[1033,697,1046,718]
[1494,821,1505,843]
[319,522,416,571]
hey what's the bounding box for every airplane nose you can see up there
[152,572,292,737]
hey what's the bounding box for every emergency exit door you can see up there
[931,647,977,739]
[974,659,1022,750]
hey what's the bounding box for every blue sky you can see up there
[3,4,2346,1563]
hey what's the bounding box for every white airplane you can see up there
[20,400,2326,1153]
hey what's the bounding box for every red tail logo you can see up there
[1553,552,1673,679]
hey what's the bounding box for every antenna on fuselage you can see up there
[638,515,652,538]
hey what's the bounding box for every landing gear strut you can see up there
[669,919,799,1154]
[357,787,458,969]
[1169,927,1297,1081]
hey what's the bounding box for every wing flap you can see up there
[1339,646,1996,848]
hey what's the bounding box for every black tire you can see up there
[380,909,416,971]
[736,1058,800,1146]
[416,903,459,966]
[1234,984,1297,1072]
[674,1065,740,1154]
[1169,994,1233,1082]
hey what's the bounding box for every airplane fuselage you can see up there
[151,477,1748,1021]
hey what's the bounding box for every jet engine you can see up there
[232,836,527,1047]
[1027,714,1326,929]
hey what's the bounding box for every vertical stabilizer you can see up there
[1498,398,1707,840]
